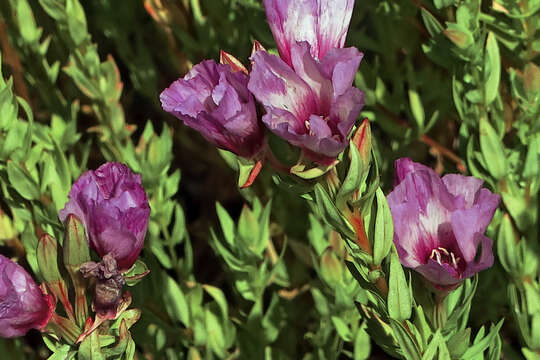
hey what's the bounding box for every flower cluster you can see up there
[387,158,500,290]
[160,0,364,165]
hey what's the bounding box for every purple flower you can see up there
[160,60,264,158]
[0,255,53,338]
[248,42,364,164]
[263,0,355,67]
[387,158,500,290]
[59,162,150,271]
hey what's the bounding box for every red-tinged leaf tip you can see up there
[251,40,266,56]
[240,160,263,188]
[219,50,248,74]
[352,119,371,163]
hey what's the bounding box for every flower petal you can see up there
[451,190,500,262]
[415,259,461,288]
[290,42,333,113]
[331,87,364,139]
[249,50,317,122]
[263,0,319,66]
[442,174,483,208]
[317,0,355,58]
[320,47,363,97]
[462,233,495,278]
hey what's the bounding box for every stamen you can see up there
[437,247,449,256]
[429,247,460,269]
[450,252,457,267]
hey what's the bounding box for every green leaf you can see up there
[462,320,504,359]
[163,275,190,326]
[390,319,422,360]
[205,306,227,358]
[216,202,235,246]
[408,89,425,130]
[422,331,443,360]
[7,161,40,200]
[444,23,474,49]
[16,0,41,43]
[433,0,457,9]
[388,250,412,321]
[354,326,371,360]
[421,9,444,37]
[170,204,186,246]
[373,188,394,265]
[78,331,104,360]
[479,118,507,179]
[123,260,150,286]
[254,200,272,256]
[63,215,90,326]
[66,0,87,45]
[332,316,352,341]
[497,214,521,274]
[337,141,362,202]
[484,33,501,104]
[314,184,356,240]
[447,328,471,358]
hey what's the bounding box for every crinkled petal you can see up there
[212,74,243,121]
[160,77,209,117]
[161,61,263,158]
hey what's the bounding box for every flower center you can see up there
[429,247,461,269]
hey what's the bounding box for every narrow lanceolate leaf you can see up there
[408,89,425,130]
[65,0,87,45]
[37,234,75,321]
[64,214,91,268]
[7,161,40,200]
[390,319,422,360]
[479,118,507,179]
[163,275,190,326]
[484,33,501,104]
[63,215,90,326]
[337,140,363,204]
[16,0,41,43]
[497,214,521,275]
[373,188,394,265]
[314,184,356,240]
[216,202,236,246]
[461,320,504,358]
[388,250,412,321]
